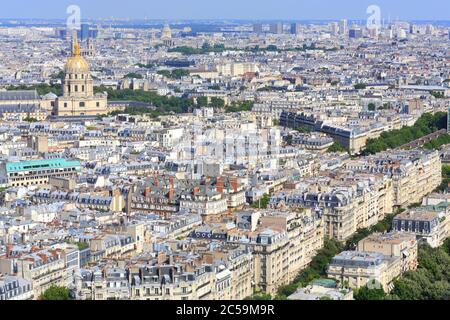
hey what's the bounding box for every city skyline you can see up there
[0,0,449,21]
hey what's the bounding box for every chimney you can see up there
[157,252,166,265]
[6,244,14,258]
[193,186,200,198]
[37,253,48,264]
[230,177,239,193]
[216,177,224,194]
[168,177,175,201]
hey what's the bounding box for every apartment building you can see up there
[270,176,393,241]
[0,158,81,187]
[327,251,402,292]
[130,264,216,300]
[357,232,418,272]
[346,149,442,207]
[0,275,33,300]
[1,247,80,298]
[228,228,290,295]
[392,208,450,248]
[259,210,324,282]
[76,268,131,300]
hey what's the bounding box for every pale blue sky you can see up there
[0,0,449,20]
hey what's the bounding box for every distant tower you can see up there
[82,38,96,57]
[290,23,301,35]
[339,19,348,35]
[330,22,339,36]
[253,23,264,34]
[269,23,283,34]
[161,23,174,47]
[161,23,172,39]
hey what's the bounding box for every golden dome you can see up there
[65,40,90,73]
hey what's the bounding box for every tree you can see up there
[327,142,347,153]
[354,83,367,90]
[51,70,65,80]
[363,112,448,155]
[76,242,89,250]
[277,283,299,298]
[196,96,208,107]
[39,286,70,300]
[226,101,253,113]
[354,281,386,300]
[297,127,311,134]
[368,103,376,111]
[23,117,39,123]
[124,72,143,79]
[210,97,225,109]
[251,194,271,209]
[245,292,272,300]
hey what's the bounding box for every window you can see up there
[64,103,68,108]
[75,85,78,92]
[96,102,100,107]
[80,102,85,107]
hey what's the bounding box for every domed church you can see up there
[54,35,108,117]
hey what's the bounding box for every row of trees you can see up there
[363,112,447,155]
[274,238,344,299]
[157,69,190,79]
[168,43,336,56]
[248,210,398,300]
[168,43,227,55]
[389,240,450,300]
[355,238,450,300]
[101,88,195,117]
[7,83,62,96]
[435,165,450,192]
[423,134,450,150]
[124,72,143,79]
[196,96,226,109]
[225,101,254,113]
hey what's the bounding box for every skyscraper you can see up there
[253,24,264,34]
[270,23,283,34]
[330,22,339,36]
[339,19,348,35]
[349,27,363,39]
[290,23,301,35]
[80,24,90,42]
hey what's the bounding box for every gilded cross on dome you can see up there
[73,39,81,56]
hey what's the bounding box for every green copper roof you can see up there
[6,158,81,173]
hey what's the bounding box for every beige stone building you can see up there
[259,210,324,283]
[327,251,402,292]
[346,149,442,208]
[1,246,79,299]
[54,37,108,117]
[358,232,418,272]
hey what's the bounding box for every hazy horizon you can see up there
[0,0,449,21]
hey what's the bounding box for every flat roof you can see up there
[6,158,81,173]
